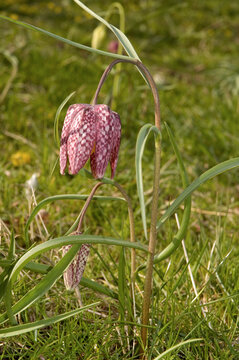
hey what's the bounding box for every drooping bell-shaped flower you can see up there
[62,243,90,291]
[60,104,121,179]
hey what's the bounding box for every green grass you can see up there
[0,0,239,359]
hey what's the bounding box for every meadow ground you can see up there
[0,0,239,359]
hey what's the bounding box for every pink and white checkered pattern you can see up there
[62,244,91,290]
[110,111,121,178]
[60,103,121,179]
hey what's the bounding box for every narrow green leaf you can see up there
[2,235,144,324]
[73,0,140,60]
[0,258,116,299]
[54,91,75,148]
[0,303,99,338]
[153,338,203,360]
[0,267,13,302]
[0,50,18,104]
[24,194,126,245]
[4,244,82,325]
[157,157,239,230]
[7,231,15,261]
[80,277,117,299]
[0,265,115,325]
[0,15,132,60]
[118,248,125,318]
[9,235,148,288]
[72,1,151,85]
[0,259,52,274]
[137,123,191,271]
[0,260,13,267]
[135,124,161,240]
[152,123,191,264]
[24,262,52,274]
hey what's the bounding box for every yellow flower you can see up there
[11,151,31,166]
[10,14,19,20]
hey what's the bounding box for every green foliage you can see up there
[0,0,239,358]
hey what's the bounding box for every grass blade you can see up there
[135,124,161,240]
[137,123,191,270]
[0,15,132,60]
[24,194,126,245]
[118,248,126,318]
[0,267,13,303]
[4,244,82,325]
[54,91,76,148]
[0,302,99,338]
[8,235,148,288]
[80,277,117,299]
[0,263,116,325]
[2,235,145,324]
[152,123,191,263]
[73,1,151,85]
[153,338,203,360]
[73,0,140,60]
[157,157,239,230]
[7,231,15,261]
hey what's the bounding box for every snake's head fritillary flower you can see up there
[60,104,121,179]
[63,243,90,291]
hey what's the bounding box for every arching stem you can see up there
[76,182,104,234]
[92,59,160,130]
[93,58,161,353]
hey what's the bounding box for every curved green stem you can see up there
[92,59,161,352]
[140,136,161,350]
[92,59,161,129]
[76,182,104,234]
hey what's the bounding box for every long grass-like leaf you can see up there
[0,263,116,325]
[73,0,139,60]
[118,248,125,318]
[54,91,76,148]
[153,338,203,360]
[0,303,99,338]
[0,267,13,302]
[24,194,126,245]
[2,235,145,324]
[72,1,152,85]
[7,231,15,261]
[151,123,191,263]
[4,244,82,325]
[0,15,132,60]
[135,124,161,240]
[9,235,148,288]
[137,123,190,271]
[80,277,117,299]
[157,157,239,230]
[0,50,18,104]
[0,259,117,299]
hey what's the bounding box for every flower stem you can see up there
[140,137,161,353]
[92,59,161,129]
[93,58,161,353]
[76,182,104,234]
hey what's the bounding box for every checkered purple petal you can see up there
[60,104,88,175]
[110,111,121,178]
[67,106,97,174]
[90,104,115,179]
[62,244,91,290]
[60,104,80,174]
